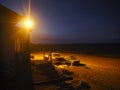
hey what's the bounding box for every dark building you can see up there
[0,4,33,90]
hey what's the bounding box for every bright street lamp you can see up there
[25,20,32,28]
[23,18,33,29]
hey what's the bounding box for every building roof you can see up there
[0,4,22,25]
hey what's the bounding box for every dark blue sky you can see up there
[0,0,120,44]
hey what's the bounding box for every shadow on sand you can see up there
[78,63,86,66]
[70,80,91,90]
[77,81,91,90]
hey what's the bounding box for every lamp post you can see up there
[23,18,33,60]
[22,18,34,90]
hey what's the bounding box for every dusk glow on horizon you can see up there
[0,0,120,44]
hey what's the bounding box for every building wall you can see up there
[0,25,33,90]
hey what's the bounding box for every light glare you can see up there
[24,19,33,29]
[25,20,31,27]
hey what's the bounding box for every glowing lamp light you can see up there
[24,18,33,29]
[25,20,32,27]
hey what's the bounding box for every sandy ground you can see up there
[31,52,120,90]
[61,53,120,90]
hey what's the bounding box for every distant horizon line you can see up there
[30,42,120,45]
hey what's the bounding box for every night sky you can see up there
[0,0,120,44]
